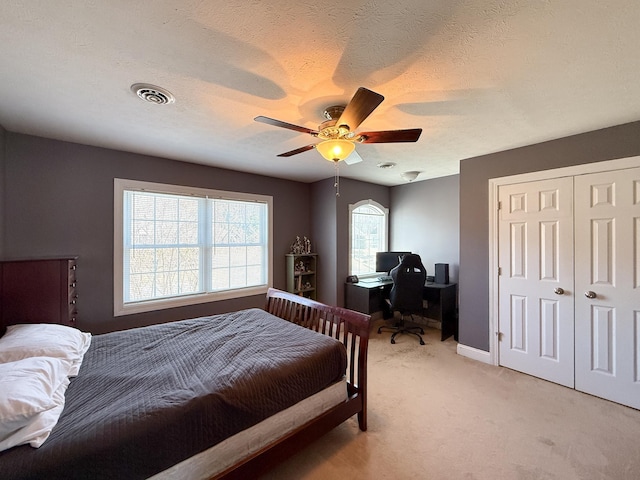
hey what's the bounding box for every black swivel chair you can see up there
[377,253,427,345]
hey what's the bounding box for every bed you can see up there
[0,288,370,479]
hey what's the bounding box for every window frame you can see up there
[348,199,389,278]
[114,178,273,316]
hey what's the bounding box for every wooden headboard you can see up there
[0,257,78,330]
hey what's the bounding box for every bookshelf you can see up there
[285,253,317,299]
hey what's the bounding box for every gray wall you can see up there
[390,174,459,283]
[0,125,5,258]
[310,178,338,305]
[310,177,390,307]
[459,120,640,352]
[3,132,312,334]
[13,118,636,348]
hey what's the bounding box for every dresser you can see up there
[0,257,78,328]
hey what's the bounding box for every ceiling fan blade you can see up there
[254,116,318,135]
[277,144,316,157]
[337,87,384,131]
[358,128,422,143]
[344,149,363,165]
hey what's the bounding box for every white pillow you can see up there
[0,323,91,376]
[0,357,71,451]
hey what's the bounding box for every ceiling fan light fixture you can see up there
[316,139,355,162]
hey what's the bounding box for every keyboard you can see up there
[359,276,392,284]
[359,278,378,283]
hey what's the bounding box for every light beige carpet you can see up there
[262,319,640,480]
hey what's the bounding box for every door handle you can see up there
[554,287,564,295]
[585,291,597,299]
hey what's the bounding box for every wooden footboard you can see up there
[214,288,371,480]
[265,287,371,430]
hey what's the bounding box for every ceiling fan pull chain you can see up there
[334,161,340,197]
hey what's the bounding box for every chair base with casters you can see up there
[377,312,426,345]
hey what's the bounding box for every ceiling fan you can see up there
[254,87,422,165]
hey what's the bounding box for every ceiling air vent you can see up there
[377,162,396,169]
[131,83,175,105]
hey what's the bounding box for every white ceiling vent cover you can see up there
[377,162,396,169]
[131,83,175,105]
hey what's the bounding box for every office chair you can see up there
[377,253,427,345]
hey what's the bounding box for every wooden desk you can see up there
[345,280,457,341]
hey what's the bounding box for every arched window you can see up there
[349,200,388,276]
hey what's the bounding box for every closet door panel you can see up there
[498,177,574,387]
[575,167,640,410]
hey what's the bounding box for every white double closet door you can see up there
[498,166,640,410]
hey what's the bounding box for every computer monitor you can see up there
[375,251,411,274]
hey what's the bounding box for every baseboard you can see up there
[457,343,492,364]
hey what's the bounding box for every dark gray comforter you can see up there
[0,308,347,479]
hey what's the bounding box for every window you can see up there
[114,179,272,315]
[349,200,388,276]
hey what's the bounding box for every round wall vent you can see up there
[131,83,175,105]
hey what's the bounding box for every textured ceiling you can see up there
[1,1,639,186]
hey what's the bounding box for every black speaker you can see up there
[435,263,449,284]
